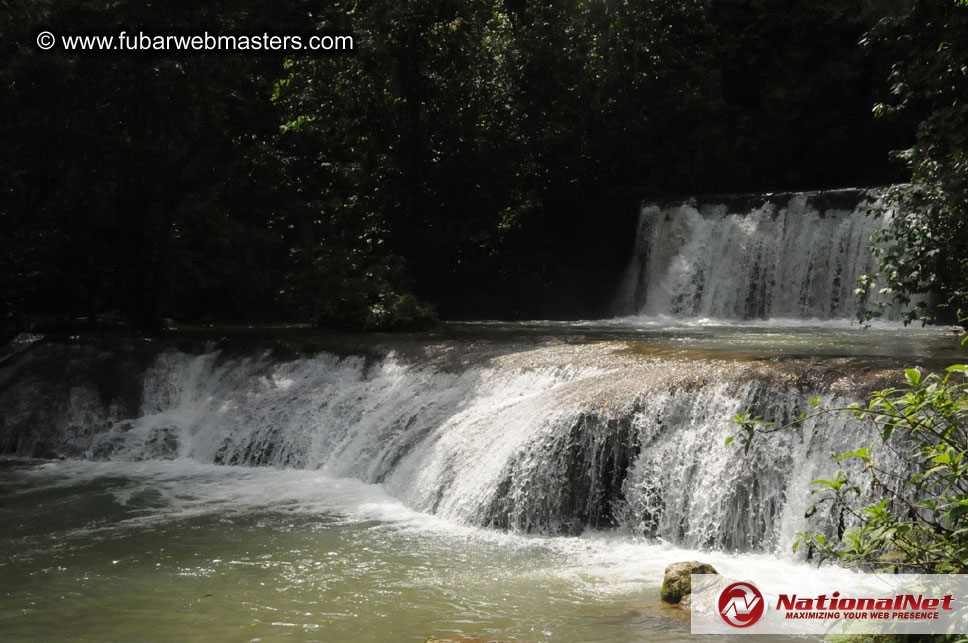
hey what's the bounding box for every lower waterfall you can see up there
[0,334,901,555]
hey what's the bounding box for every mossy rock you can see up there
[660,561,718,604]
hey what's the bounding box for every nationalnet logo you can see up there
[718,582,765,627]
[776,590,955,621]
[692,574,968,635]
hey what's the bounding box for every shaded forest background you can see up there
[0,0,959,333]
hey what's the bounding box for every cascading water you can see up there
[0,336,898,555]
[613,190,899,321]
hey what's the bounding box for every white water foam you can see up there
[0,341,895,555]
[614,193,925,322]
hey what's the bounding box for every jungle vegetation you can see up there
[1,0,963,333]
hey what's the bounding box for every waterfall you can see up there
[0,338,887,555]
[613,190,898,321]
[2,189,933,559]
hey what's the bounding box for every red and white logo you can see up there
[719,581,765,628]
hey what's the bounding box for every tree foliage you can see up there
[0,0,311,329]
[860,0,968,325]
[0,0,920,334]
[270,0,908,320]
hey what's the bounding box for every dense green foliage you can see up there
[0,0,924,333]
[860,0,968,325]
[732,359,968,573]
[1,0,314,329]
[802,366,968,573]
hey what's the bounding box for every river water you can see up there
[0,455,861,643]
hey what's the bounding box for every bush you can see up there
[731,357,968,573]
[363,293,438,332]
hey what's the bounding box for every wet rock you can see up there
[661,561,718,604]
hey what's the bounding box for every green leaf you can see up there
[835,448,869,461]
[946,505,968,519]
[905,368,921,386]
[881,422,896,441]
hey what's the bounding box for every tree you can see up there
[0,0,318,330]
[860,0,968,325]
[270,0,725,319]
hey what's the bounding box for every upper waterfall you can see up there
[613,190,893,322]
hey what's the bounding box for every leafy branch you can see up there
[730,364,968,573]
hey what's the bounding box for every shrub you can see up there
[731,358,968,573]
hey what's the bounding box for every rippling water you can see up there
[0,458,854,642]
